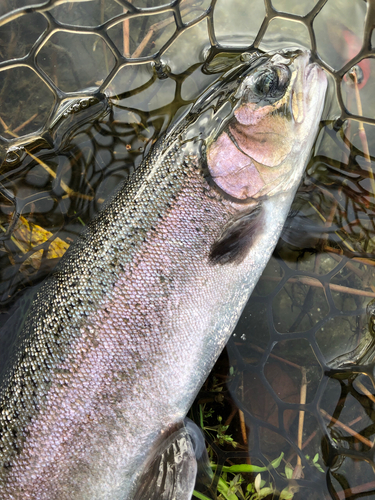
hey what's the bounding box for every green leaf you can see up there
[270,452,284,469]
[314,463,325,473]
[250,487,274,500]
[193,490,213,500]
[205,408,214,418]
[212,464,268,473]
[199,405,204,429]
[217,477,239,500]
[254,473,261,493]
[279,487,294,500]
[247,483,255,493]
[211,452,284,474]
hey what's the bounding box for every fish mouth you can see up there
[289,50,326,84]
[303,60,328,109]
[289,51,327,124]
[304,61,326,85]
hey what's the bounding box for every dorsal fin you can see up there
[209,203,264,265]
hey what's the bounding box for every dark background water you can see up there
[0,0,375,498]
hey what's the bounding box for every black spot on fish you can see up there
[209,204,263,265]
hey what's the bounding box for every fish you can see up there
[0,49,327,500]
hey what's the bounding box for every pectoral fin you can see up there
[209,203,264,265]
[132,426,197,500]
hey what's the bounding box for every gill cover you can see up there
[205,50,308,200]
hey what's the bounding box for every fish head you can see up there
[206,49,327,200]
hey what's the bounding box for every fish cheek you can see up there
[205,112,290,264]
[229,114,294,167]
[206,131,265,200]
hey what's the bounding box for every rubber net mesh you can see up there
[0,0,375,499]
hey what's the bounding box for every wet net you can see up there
[0,0,375,499]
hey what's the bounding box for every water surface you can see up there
[0,1,375,499]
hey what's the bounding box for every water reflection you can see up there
[0,0,375,499]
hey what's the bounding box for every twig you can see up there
[239,410,248,446]
[288,414,364,464]
[246,344,303,370]
[0,222,26,253]
[12,113,38,134]
[348,415,363,427]
[238,371,248,448]
[131,0,206,59]
[286,429,318,464]
[131,16,175,58]
[320,408,373,448]
[260,275,375,298]
[0,115,18,138]
[326,250,366,279]
[355,380,375,404]
[224,406,237,427]
[334,480,375,500]
[129,0,202,58]
[245,344,311,467]
[324,245,375,266]
[0,111,38,137]
[308,201,357,253]
[123,3,131,57]
[296,368,307,466]
[26,150,93,201]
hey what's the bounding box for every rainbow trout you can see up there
[0,49,326,499]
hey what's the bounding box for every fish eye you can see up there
[252,65,291,100]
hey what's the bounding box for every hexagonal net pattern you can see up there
[0,1,375,499]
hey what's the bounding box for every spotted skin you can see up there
[0,51,326,499]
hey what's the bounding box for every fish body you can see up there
[0,50,326,499]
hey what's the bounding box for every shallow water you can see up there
[0,0,375,499]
